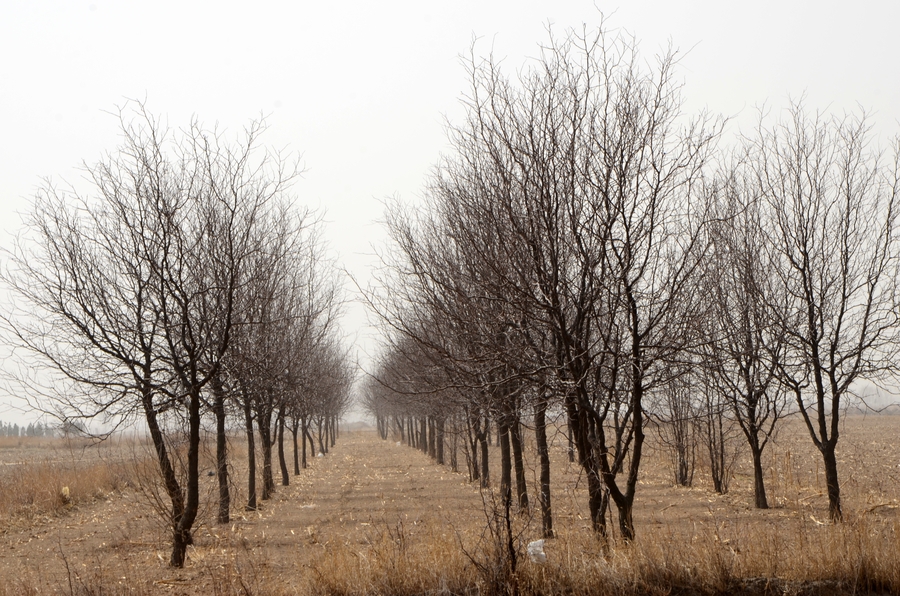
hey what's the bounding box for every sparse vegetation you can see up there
[0,419,897,595]
[0,436,135,522]
[1,15,899,596]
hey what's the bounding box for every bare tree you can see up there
[748,103,900,521]
[2,103,293,566]
[651,373,699,487]
[369,23,720,542]
[698,171,789,508]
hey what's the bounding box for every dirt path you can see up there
[0,430,483,594]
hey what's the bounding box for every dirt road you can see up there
[0,430,483,594]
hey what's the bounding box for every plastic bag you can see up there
[527,539,546,564]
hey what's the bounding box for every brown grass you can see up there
[0,417,898,595]
[303,495,899,596]
[0,436,136,523]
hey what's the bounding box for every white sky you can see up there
[1,1,899,422]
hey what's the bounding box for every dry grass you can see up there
[302,499,899,596]
[296,415,900,596]
[0,436,135,523]
[1,417,898,595]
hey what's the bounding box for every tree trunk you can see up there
[332,416,337,446]
[534,396,553,538]
[428,417,436,459]
[291,420,300,475]
[615,498,635,541]
[822,441,842,521]
[510,413,529,511]
[257,408,274,500]
[450,419,458,473]
[301,417,309,469]
[479,429,490,488]
[499,417,512,506]
[212,375,230,524]
[436,417,445,465]
[304,420,315,464]
[141,385,187,557]
[317,418,325,455]
[567,403,607,538]
[277,408,289,486]
[244,399,257,511]
[750,442,768,509]
[396,416,405,443]
[587,468,608,537]
[171,386,202,568]
[420,417,428,454]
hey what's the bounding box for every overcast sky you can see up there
[1,1,898,422]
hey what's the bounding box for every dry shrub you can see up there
[304,513,900,596]
[0,457,133,521]
[305,523,478,596]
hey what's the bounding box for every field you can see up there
[0,415,898,595]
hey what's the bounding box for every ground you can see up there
[0,430,488,594]
[0,415,898,594]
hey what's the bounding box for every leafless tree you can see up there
[369,23,721,542]
[1,103,289,566]
[697,171,789,508]
[650,373,699,487]
[747,103,900,521]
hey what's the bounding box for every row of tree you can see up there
[363,24,900,542]
[1,104,353,567]
[0,420,54,437]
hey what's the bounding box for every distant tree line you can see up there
[0,420,54,437]
[1,103,353,567]
[363,21,900,543]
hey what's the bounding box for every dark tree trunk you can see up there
[331,416,339,447]
[304,420,315,464]
[534,396,553,538]
[428,417,436,459]
[301,417,309,469]
[498,416,512,506]
[317,418,325,456]
[257,408,274,500]
[277,407,289,486]
[568,402,607,538]
[822,441,842,521]
[420,417,428,454]
[291,420,300,475]
[450,419,458,473]
[435,417,445,465]
[141,385,187,557]
[467,415,479,482]
[605,366,646,543]
[479,429,490,488]
[509,413,529,512]
[171,386,202,568]
[396,416,405,443]
[212,375,230,524]
[244,398,257,511]
[750,438,768,509]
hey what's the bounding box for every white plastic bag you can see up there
[527,539,546,564]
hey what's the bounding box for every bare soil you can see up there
[0,431,488,594]
[0,415,898,594]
